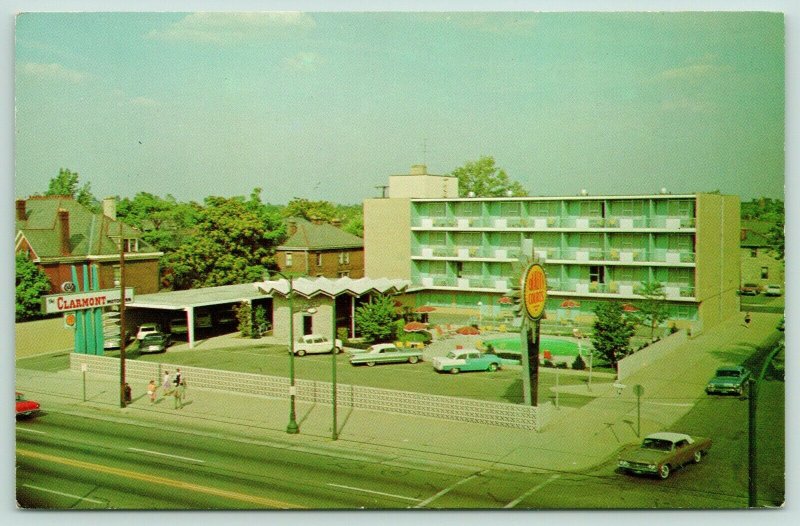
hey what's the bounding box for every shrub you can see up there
[337,327,349,343]
[556,362,568,369]
[543,359,554,368]
[572,354,586,370]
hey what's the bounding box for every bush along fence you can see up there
[69,354,549,431]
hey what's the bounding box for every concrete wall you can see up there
[388,175,458,198]
[740,247,784,289]
[695,194,740,329]
[276,248,364,279]
[364,198,411,279]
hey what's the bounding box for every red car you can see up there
[16,392,40,418]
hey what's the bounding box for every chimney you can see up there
[16,199,26,221]
[102,197,117,220]
[287,219,297,237]
[57,208,70,256]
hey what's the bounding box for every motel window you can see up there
[286,253,293,267]
[589,265,605,284]
[761,267,769,279]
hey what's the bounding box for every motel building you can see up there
[364,165,741,332]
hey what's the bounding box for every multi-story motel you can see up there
[365,165,741,331]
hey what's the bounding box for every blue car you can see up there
[432,349,502,374]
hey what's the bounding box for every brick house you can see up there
[740,220,784,290]
[275,217,364,278]
[15,196,163,295]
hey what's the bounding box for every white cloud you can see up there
[282,51,320,72]
[19,62,86,84]
[146,12,316,44]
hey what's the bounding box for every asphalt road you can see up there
[16,366,783,510]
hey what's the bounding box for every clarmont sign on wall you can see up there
[42,288,135,314]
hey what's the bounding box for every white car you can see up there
[294,334,343,356]
[764,284,782,297]
[136,323,160,340]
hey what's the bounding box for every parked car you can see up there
[618,432,712,479]
[16,392,41,418]
[432,349,503,374]
[195,312,213,328]
[103,330,133,350]
[215,309,237,325]
[294,334,343,356]
[138,332,171,353]
[169,318,188,335]
[136,323,160,340]
[740,283,760,296]
[764,284,782,297]
[705,365,751,395]
[349,343,423,367]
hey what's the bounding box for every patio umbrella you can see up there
[403,321,428,332]
[455,325,480,336]
[415,306,437,313]
[622,303,639,313]
[560,299,580,309]
[498,296,513,305]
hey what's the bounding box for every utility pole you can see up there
[119,226,127,408]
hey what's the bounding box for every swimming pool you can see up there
[479,336,584,357]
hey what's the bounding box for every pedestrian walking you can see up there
[744,312,752,328]
[173,368,182,389]
[147,380,157,404]
[162,370,171,396]
[174,380,186,409]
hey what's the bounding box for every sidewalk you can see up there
[15,312,782,474]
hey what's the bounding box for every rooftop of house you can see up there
[15,196,160,259]
[741,220,778,248]
[277,217,363,251]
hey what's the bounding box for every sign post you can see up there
[521,263,547,407]
[633,384,644,437]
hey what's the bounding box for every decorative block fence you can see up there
[70,354,549,431]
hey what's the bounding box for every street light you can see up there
[574,328,591,391]
[273,271,299,434]
[331,298,338,441]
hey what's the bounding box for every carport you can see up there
[125,283,269,349]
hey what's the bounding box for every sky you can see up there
[13,9,786,205]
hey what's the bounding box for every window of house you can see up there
[124,238,139,252]
[761,267,769,279]
[750,248,758,257]
[339,252,350,265]
[338,271,350,278]
[286,253,293,267]
[589,265,605,284]
[316,253,323,266]
[113,265,121,287]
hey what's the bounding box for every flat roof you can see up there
[410,194,700,202]
[127,283,265,310]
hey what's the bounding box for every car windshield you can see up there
[717,370,740,377]
[641,438,673,451]
[445,351,460,359]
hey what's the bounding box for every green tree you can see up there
[163,196,283,290]
[449,156,527,197]
[45,168,98,210]
[282,198,364,238]
[590,302,635,372]
[15,254,52,321]
[768,216,785,261]
[636,281,669,341]
[116,193,200,253]
[354,294,399,343]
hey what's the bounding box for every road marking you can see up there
[327,483,420,502]
[128,447,205,464]
[503,474,561,508]
[17,448,302,509]
[17,427,47,435]
[414,470,485,508]
[21,484,105,505]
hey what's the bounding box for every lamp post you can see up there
[477,301,483,327]
[331,299,338,441]
[574,328,591,391]
[273,271,299,434]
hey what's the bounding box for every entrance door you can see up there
[303,315,313,335]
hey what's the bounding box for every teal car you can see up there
[705,365,750,395]
[432,349,502,374]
